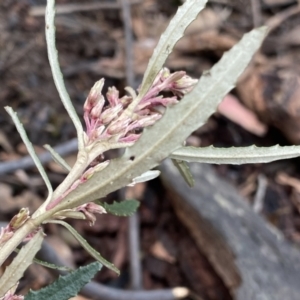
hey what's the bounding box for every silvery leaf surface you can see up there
[52,27,267,212]
[0,230,43,297]
[170,145,300,165]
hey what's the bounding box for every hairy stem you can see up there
[0,220,38,267]
[48,151,89,209]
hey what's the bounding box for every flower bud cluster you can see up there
[83,68,198,146]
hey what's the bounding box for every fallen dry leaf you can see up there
[150,241,176,264]
[217,94,267,136]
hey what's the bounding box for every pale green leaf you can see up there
[171,159,194,187]
[25,262,101,300]
[51,27,267,213]
[170,145,300,164]
[0,230,44,297]
[129,0,207,109]
[101,200,140,217]
[44,144,71,172]
[49,220,119,275]
[14,248,73,272]
[131,170,160,185]
[45,0,84,150]
[32,257,73,272]
[5,107,53,202]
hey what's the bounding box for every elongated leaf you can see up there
[14,248,73,272]
[171,159,194,187]
[131,170,160,185]
[32,257,73,272]
[136,0,207,102]
[51,27,267,214]
[170,145,300,164]
[5,107,53,200]
[101,200,140,217]
[45,0,84,150]
[0,230,43,297]
[49,220,119,274]
[25,262,101,300]
[44,144,71,172]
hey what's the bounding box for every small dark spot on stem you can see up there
[129,156,135,161]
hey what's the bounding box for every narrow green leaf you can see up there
[0,230,44,297]
[101,200,140,217]
[14,248,73,272]
[44,144,71,172]
[32,257,72,272]
[51,27,267,213]
[25,262,101,300]
[49,220,119,275]
[5,107,53,202]
[45,0,84,150]
[171,159,194,187]
[170,145,300,164]
[129,0,207,109]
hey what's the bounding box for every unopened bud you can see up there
[161,67,171,80]
[128,114,161,131]
[77,202,106,226]
[9,208,30,230]
[170,75,198,97]
[119,95,132,107]
[99,104,123,124]
[106,87,120,107]
[82,160,110,180]
[119,133,140,143]
[84,79,105,112]
[107,118,131,135]
[90,97,105,119]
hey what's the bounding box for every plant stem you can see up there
[0,220,37,267]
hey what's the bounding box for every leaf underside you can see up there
[171,159,195,187]
[170,145,300,165]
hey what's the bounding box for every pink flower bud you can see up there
[90,97,105,119]
[81,160,110,181]
[106,86,120,107]
[169,75,198,97]
[107,118,131,135]
[119,133,141,143]
[127,114,161,131]
[99,104,123,124]
[77,202,106,226]
[119,95,132,107]
[84,79,105,113]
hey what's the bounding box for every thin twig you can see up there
[121,0,136,89]
[266,5,300,32]
[30,0,142,16]
[128,211,142,289]
[37,240,189,300]
[253,174,267,213]
[120,0,143,290]
[250,0,262,27]
[0,138,78,175]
